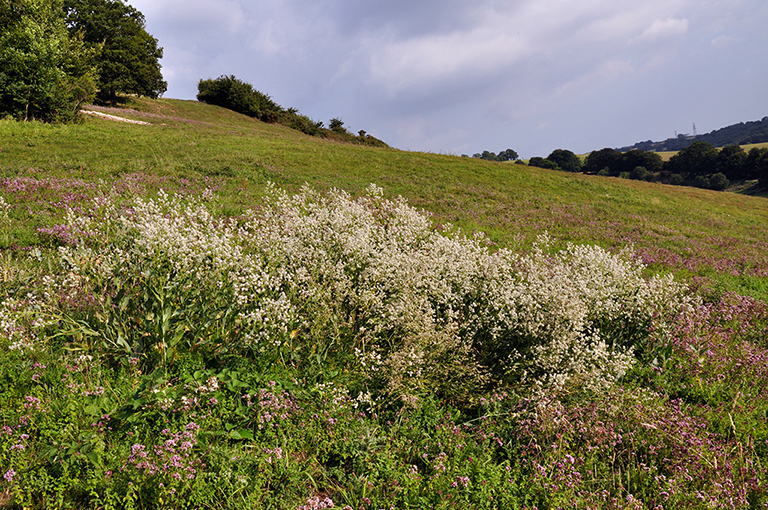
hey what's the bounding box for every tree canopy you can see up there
[63,0,166,101]
[0,0,96,121]
[547,149,582,172]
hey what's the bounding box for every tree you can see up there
[498,148,519,161]
[63,0,166,101]
[0,0,96,121]
[622,149,662,174]
[329,117,347,134]
[745,147,768,181]
[630,166,649,181]
[197,75,281,120]
[664,141,718,178]
[583,148,622,175]
[547,149,582,172]
[528,157,559,170]
[708,172,729,191]
[716,145,747,180]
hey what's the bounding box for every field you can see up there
[1,98,768,509]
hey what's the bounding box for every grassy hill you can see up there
[1,98,768,509]
[2,97,767,300]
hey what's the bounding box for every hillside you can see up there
[620,115,768,152]
[2,97,767,300]
[2,97,768,509]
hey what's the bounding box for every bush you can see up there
[46,184,691,399]
[197,75,281,121]
[669,173,684,185]
[528,157,559,170]
[708,172,729,191]
[630,166,649,181]
[693,175,710,189]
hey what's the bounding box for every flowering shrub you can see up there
[43,184,693,397]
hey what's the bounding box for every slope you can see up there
[1,97,767,300]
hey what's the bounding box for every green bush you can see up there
[197,75,281,121]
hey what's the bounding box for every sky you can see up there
[129,0,768,158]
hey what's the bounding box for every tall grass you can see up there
[1,184,767,508]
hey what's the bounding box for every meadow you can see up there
[1,98,768,509]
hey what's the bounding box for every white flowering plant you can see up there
[38,184,693,398]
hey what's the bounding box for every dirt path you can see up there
[81,104,213,126]
[80,109,151,125]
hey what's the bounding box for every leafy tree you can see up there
[63,0,166,101]
[528,157,559,170]
[197,75,281,120]
[746,147,768,181]
[622,149,662,174]
[329,117,347,134]
[716,145,747,180]
[630,166,649,181]
[0,0,96,121]
[583,148,622,175]
[547,149,582,172]
[708,172,729,191]
[498,148,519,161]
[664,141,718,178]
[473,149,518,162]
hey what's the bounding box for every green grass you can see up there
[2,98,768,509]
[1,97,767,302]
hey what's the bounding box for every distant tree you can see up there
[528,157,559,170]
[547,149,582,172]
[716,145,747,180]
[708,172,729,191]
[0,0,96,121]
[472,149,518,162]
[583,148,622,175]
[664,141,718,178]
[669,173,684,186]
[630,166,649,181]
[745,147,768,181]
[63,0,166,101]
[693,175,710,189]
[498,148,519,161]
[197,75,281,120]
[623,149,662,174]
[328,117,349,134]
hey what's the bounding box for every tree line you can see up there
[1,0,165,122]
[197,75,388,147]
[524,142,768,191]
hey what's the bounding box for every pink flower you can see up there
[3,469,14,482]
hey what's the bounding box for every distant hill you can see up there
[619,116,768,152]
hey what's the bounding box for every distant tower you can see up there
[693,123,697,137]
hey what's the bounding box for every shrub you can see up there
[630,166,648,181]
[669,173,684,185]
[197,75,281,121]
[47,184,692,399]
[708,172,729,191]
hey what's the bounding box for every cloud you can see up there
[632,18,689,42]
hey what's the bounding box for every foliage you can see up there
[2,99,768,507]
[0,0,97,122]
[197,75,281,121]
[472,149,518,162]
[196,77,388,147]
[527,156,558,170]
[63,0,166,101]
[665,141,719,178]
[1,182,767,508]
[546,149,582,172]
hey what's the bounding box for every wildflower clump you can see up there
[49,183,691,396]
